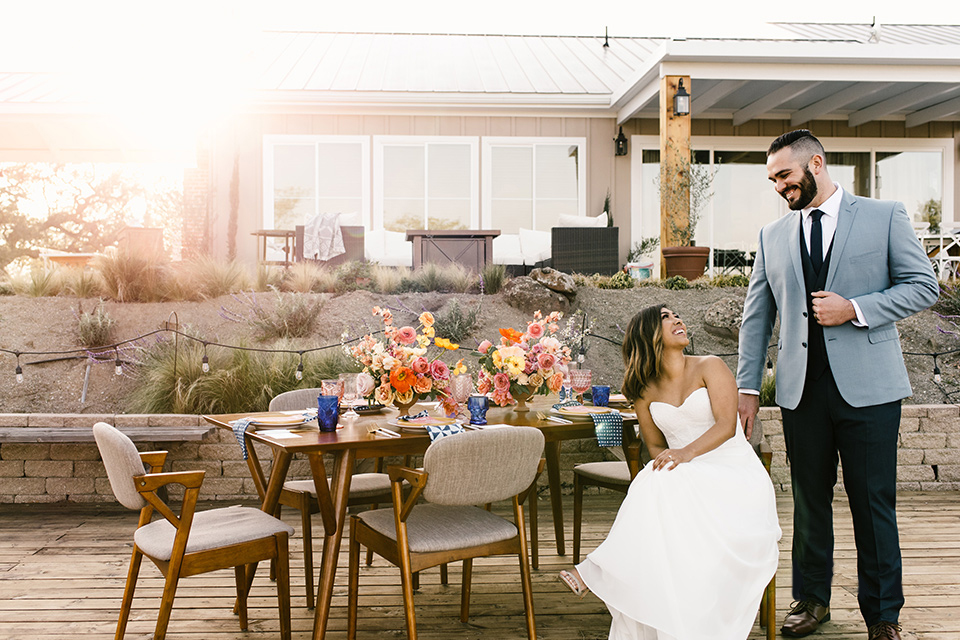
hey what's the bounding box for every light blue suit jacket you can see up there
[737,190,939,409]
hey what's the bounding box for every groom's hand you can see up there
[811,290,856,326]
[738,392,760,440]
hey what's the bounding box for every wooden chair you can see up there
[267,388,392,609]
[347,427,544,640]
[570,419,777,640]
[92,422,293,640]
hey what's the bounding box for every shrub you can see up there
[255,265,285,292]
[663,275,690,290]
[370,265,410,294]
[432,298,480,344]
[61,267,104,298]
[934,282,960,317]
[759,373,777,407]
[445,263,478,293]
[95,252,170,302]
[221,288,323,341]
[14,265,63,297]
[412,262,452,292]
[595,271,635,289]
[127,338,360,414]
[76,299,116,347]
[334,260,374,293]
[282,261,336,293]
[0,280,13,296]
[178,256,251,299]
[709,273,751,288]
[480,263,506,294]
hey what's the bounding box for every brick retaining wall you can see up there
[1,407,958,503]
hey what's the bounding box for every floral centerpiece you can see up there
[474,311,572,412]
[348,306,465,416]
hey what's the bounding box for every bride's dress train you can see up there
[577,387,781,640]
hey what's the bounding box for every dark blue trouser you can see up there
[780,368,904,626]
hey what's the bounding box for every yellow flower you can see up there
[434,337,459,350]
[492,350,503,369]
[419,311,435,327]
[416,335,430,349]
[453,359,467,375]
[422,326,436,338]
[504,355,524,377]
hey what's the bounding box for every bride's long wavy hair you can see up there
[621,304,667,402]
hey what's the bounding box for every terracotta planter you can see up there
[662,246,710,280]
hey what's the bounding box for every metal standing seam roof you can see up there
[772,22,960,45]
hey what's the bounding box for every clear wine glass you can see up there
[339,373,359,419]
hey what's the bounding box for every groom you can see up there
[736,130,938,639]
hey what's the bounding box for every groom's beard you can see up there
[784,166,819,211]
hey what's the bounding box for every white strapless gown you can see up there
[577,387,781,640]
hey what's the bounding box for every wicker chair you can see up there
[550,226,619,275]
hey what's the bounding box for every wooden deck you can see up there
[1,491,958,639]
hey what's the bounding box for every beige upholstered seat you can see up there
[93,422,293,640]
[347,426,544,640]
[268,388,392,608]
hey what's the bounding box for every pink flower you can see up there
[396,326,417,345]
[439,394,458,418]
[493,372,511,392]
[547,372,564,394]
[430,359,450,381]
[538,353,556,370]
[411,356,430,374]
[527,322,544,339]
[491,388,511,407]
[524,359,537,374]
[375,384,394,405]
[478,339,493,354]
[477,377,492,395]
[357,372,376,397]
[413,375,433,394]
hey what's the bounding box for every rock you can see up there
[529,267,577,295]
[703,297,743,342]
[501,276,572,315]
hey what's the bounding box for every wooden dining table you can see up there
[204,399,639,640]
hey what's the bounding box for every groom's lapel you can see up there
[788,212,805,292]
[825,191,858,290]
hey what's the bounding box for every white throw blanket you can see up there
[303,212,346,261]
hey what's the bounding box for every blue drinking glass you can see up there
[591,385,611,407]
[467,394,489,425]
[317,394,340,432]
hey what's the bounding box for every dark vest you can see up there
[799,224,833,381]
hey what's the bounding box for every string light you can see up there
[296,352,304,381]
[114,348,123,376]
[766,358,774,375]
[934,356,942,384]
[201,343,209,373]
[15,353,23,384]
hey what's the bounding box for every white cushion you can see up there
[364,229,385,261]
[518,228,551,264]
[338,211,363,227]
[382,230,413,267]
[492,234,524,265]
[557,212,607,228]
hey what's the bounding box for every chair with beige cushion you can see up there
[268,387,393,608]
[347,426,544,640]
[92,422,293,640]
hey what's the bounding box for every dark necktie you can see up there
[810,209,824,274]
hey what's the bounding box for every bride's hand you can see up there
[652,448,691,471]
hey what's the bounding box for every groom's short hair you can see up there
[768,129,825,162]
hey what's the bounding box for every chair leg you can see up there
[274,532,292,640]
[573,473,584,564]
[764,573,776,640]
[348,522,361,640]
[460,558,473,622]
[269,504,281,582]
[154,559,184,640]
[516,506,537,640]
[234,565,249,630]
[300,495,315,609]
[412,571,419,591]
[440,563,448,585]
[115,547,143,640]
[529,485,539,570]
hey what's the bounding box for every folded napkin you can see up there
[229,410,316,459]
[425,423,465,441]
[397,410,430,422]
[551,400,622,447]
[552,400,583,410]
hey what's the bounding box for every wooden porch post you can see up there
[659,75,692,274]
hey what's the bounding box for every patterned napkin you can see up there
[397,410,430,422]
[229,410,315,460]
[425,423,465,441]
[551,400,622,447]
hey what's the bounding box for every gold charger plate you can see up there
[556,406,614,419]
[388,416,457,430]
[250,414,313,429]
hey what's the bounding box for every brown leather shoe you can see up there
[868,621,902,639]
[781,600,831,637]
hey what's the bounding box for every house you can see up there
[3,23,960,274]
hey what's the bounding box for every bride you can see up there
[560,305,781,640]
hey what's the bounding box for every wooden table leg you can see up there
[543,440,565,556]
[312,449,355,640]
[240,447,292,607]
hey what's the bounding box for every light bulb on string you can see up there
[115,348,123,376]
[766,358,774,375]
[295,352,304,381]
[202,343,209,373]
[15,364,23,384]
[934,362,942,384]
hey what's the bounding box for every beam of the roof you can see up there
[906,95,960,128]
[790,82,894,126]
[691,80,748,113]
[732,82,822,127]
[615,79,660,124]
[847,83,957,127]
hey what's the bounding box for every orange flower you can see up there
[390,366,415,394]
[499,327,524,344]
[434,337,460,350]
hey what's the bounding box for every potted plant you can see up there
[658,150,716,279]
[626,237,659,280]
[921,198,942,234]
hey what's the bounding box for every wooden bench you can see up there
[0,426,217,443]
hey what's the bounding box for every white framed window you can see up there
[373,136,479,232]
[630,135,954,274]
[482,137,587,233]
[262,135,370,230]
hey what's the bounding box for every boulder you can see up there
[501,276,572,315]
[703,297,743,342]
[529,267,577,295]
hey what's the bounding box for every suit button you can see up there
[803,312,808,317]
[802,342,807,348]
